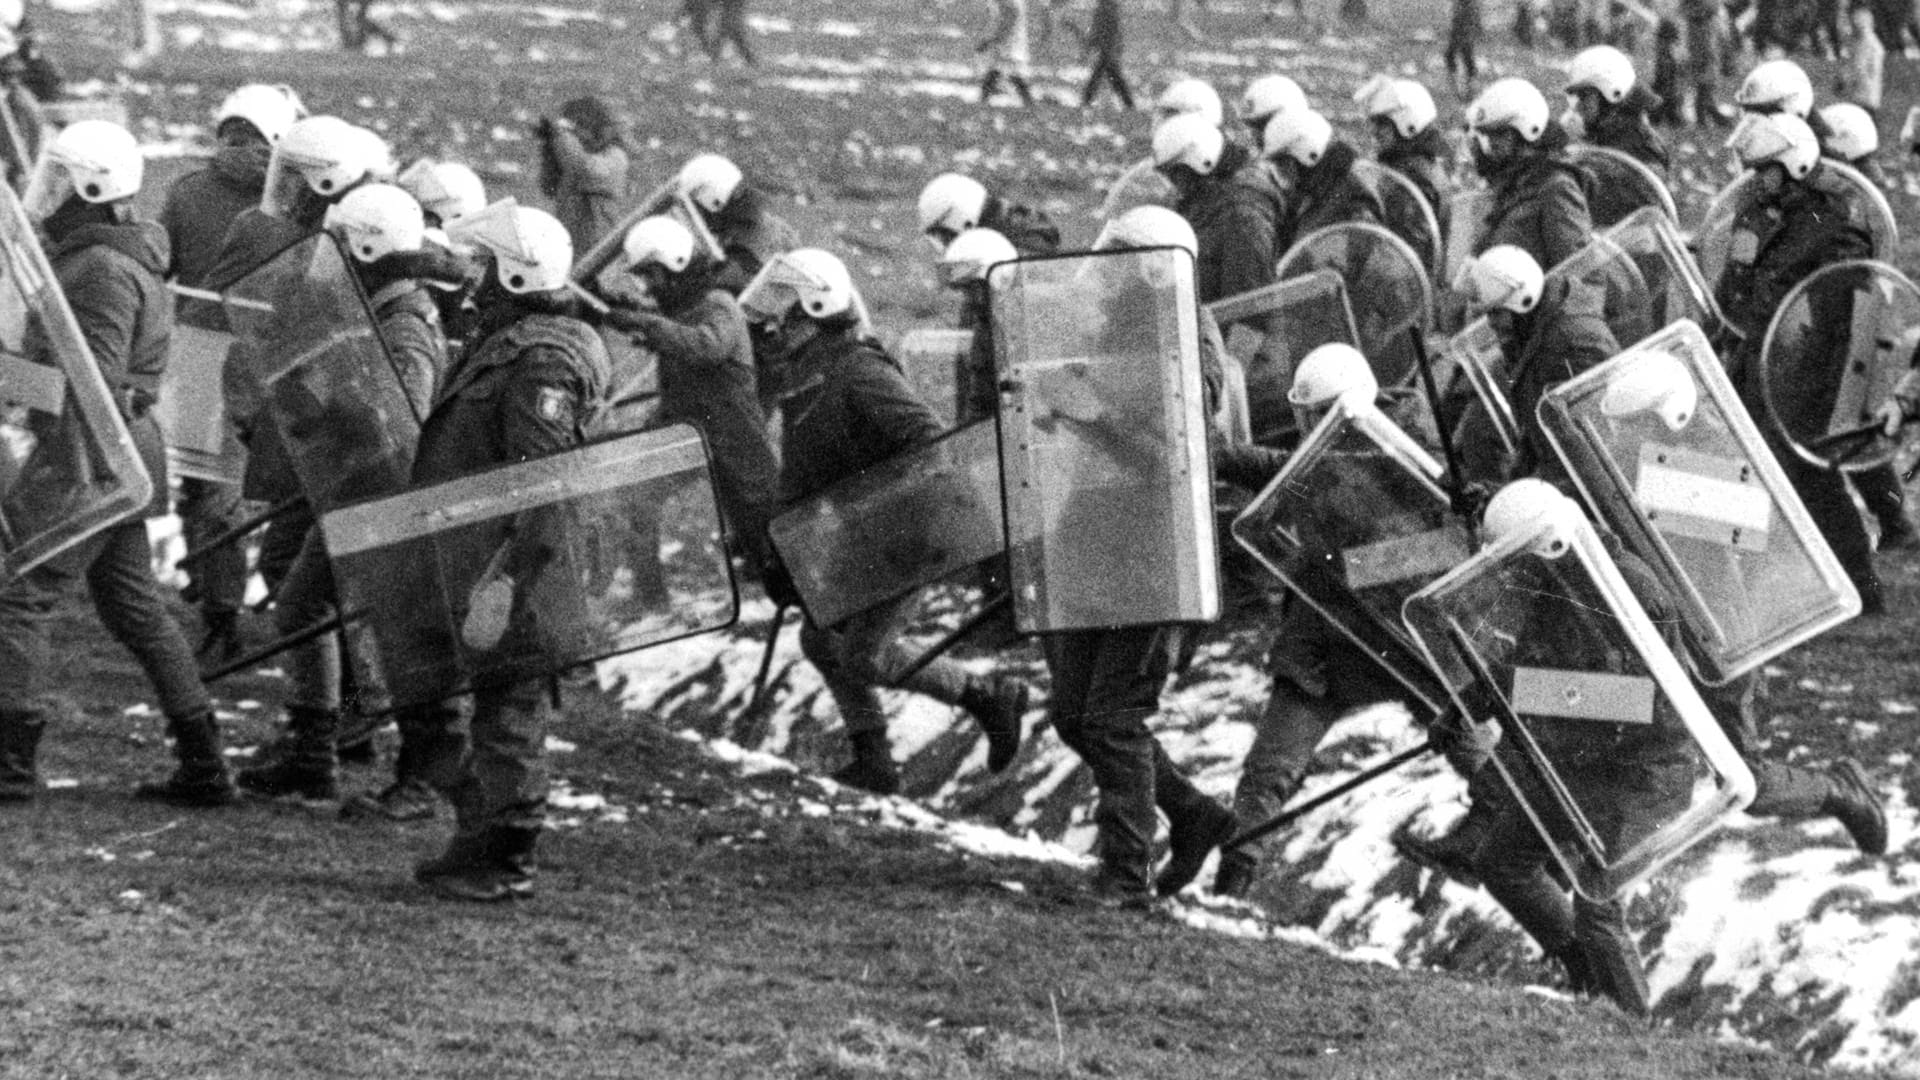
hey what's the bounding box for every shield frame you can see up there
[1433,314,1522,466]
[1351,158,1444,279]
[1566,144,1679,226]
[1205,268,1363,446]
[1097,155,1177,221]
[571,178,727,289]
[1276,221,1434,388]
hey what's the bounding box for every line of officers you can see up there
[0,45,1908,999]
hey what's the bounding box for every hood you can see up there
[51,219,170,275]
[1298,140,1361,202]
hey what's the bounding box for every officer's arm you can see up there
[1534,174,1593,270]
[499,347,594,461]
[623,295,744,374]
[381,307,447,418]
[1216,198,1279,300]
[61,252,150,403]
[851,353,944,455]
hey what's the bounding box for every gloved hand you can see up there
[1431,711,1502,776]
[461,571,516,651]
[760,551,800,609]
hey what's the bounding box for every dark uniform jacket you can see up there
[1176,142,1286,305]
[1379,128,1452,235]
[980,197,1062,256]
[368,277,449,421]
[776,326,942,508]
[1281,140,1385,253]
[1589,91,1672,172]
[710,186,801,297]
[157,143,269,329]
[1473,151,1593,273]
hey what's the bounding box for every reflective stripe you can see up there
[1510,667,1656,725]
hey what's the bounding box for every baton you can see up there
[201,612,346,682]
[891,592,1014,686]
[742,602,790,716]
[1407,326,1466,492]
[177,496,304,569]
[1223,740,1436,852]
[1806,420,1886,467]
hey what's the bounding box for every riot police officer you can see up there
[1355,75,1450,233]
[674,152,802,296]
[1463,78,1593,272]
[1260,107,1383,251]
[916,171,1061,257]
[1563,45,1671,171]
[937,226,1019,426]
[1153,113,1285,304]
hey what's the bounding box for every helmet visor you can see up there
[737,254,829,324]
[20,153,74,223]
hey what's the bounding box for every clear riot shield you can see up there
[989,247,1218,631]
[223,234,423,510]
[1204,269,1361,445]
[1231,396,1465,716]
[321,424,738,711]
[156,323,245,484]
[1540,320,1860,685]
[1352,159,1443,279]
[0,184,151,583]
[1276,223,1432,388]
[1695,164,1898,297]
[1758,260,1920,472]
[1567,144,1678,228]
[893,327,972,432]
[1547,207,1721,352]
[1443,185,1492,292]
[571,179,726,292]
[1432,316,1521,473]
[1097,156,1177,221]
[770,419,1003,629]
[1402,502,1756,900]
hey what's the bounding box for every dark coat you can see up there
[1283,141,1385,251]
[367,277,449,422]
[1474,151,1594,273]
[157,143,269,329]
[1503,275,1619,488]
[710,186,801,297]
[1589,92,1671,172]
[776,326,942,508]
[1177,143,1285,305]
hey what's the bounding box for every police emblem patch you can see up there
[538,386,569,421]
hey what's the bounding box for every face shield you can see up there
[260,145,335,221]
[20,155,76,223]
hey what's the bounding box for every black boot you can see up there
[1211,848,1258,899]
[832,729,900,795]
[135,711,237,807]
[1011,75,1036,107]
[238,706,340,800]
[1156,800,1236,897]
[416,827,537,901]
[1825,758,1888,855]
[0,709,45,802]
[196,609,244,662]
[959,676,1028,773]
[1391,807,1489,888]
[979,68,1002,104]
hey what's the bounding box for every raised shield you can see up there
[1695,163,1897,298]
[0,182,151,583]
[893,327,973,432]
[1546,206,1722,353]
[1540,319,1860,685]
[1205,269,1361,446]
[222,234,424,511]
[1231,395,1466,716]
[322,424,738,711]
[571,178,726,291]
[1432,316,1522,477]
[1758,260,1920,472]
[1353,159,1444,279]
[1276,222,1433,387]
[1567,144,1678,228]
[1097,156,1177,221]
[1402,491,1756,899]
[989,247,1218,632]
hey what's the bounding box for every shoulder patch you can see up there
[538,385,570,422]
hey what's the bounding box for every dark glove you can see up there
[1449,480,1494,524]
[760,550,801,609]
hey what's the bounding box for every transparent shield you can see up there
[599,325,660,434]
[989,247,1218,632]
[1567,144,1678,228]
[0,182,151,584]
[322,424,738,712]
[1433,316,1521,473]
[1277,222,1432,387]
[1547,207,1721,352]
[1540,319,1860,684]
[1759,260,1920,472]
[223,234,424,511]
[1697,164,1898,298]
[893,327,972,432]
[156,323,245,485]
[1352,159,1443,279]
[1443,185,1492,291]
[1402,514,1755,900]
[1204,269,1361,445]
[1231,397,1463,716]
[1097,156,1177,221]
[572,178,726,292]
[0,88,33,194]
[770,419,1003,629]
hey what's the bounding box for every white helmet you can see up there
[1599,349,1697,432]
[917,172,989,240]
[1354,75,1437,140]
[0,0,22,55]
[1466,78,1551,143]
[396,159,486,224]
[24,120,143,218]
[1262,108,1333,167]
[1151,113,1225,175]
[261,116,385,217]
[676,152,744,215]
[1454,245,1544,315]
[214,84,301,144]
[1481,478,1583,556]
[323,183,426,264]
[1156,77,1224,128]
[446,200,574,294]
[1727,112,1819,180]
[1239,74,1308,128]
[1735,59,1814,119]
[1093,205,1198,259]
[1566,46,1636,105]
[939,227,1017,286]
[1817,102,1879,162]
[739,248,855,322]
[622,214,696,274]
[1287,343,1378,408]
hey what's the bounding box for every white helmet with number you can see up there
[1735,59,1813,118]
[1151,113,1225,175]
[25,120,143,216]
[676,152,744,215]
[622,214,696,274]
[739,248,855,323]
[1239,74,1307,128]
[1287,343,1378,408]
[1354,75,1437,139]
[939,227,1016,286]
[1262,108,1333,167]
[1566,45,1636,104]
[215,83,302,144]
[1466,78,1550,143]
[1454,245,1544,315]
[396,159,486,225]
[1727,112,1819,180]
[1093,205,1198,259]
[1482,478,1583,556]
[323,183,426,264]
[1156,77,1224,127]
[917,172,989,238]
[446,200,573,294]
[1818,102,1879,162]
[1599,348,1697,432]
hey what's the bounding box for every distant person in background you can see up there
[1843,2,1886,119]
[335,0,397,52]
[1080,0,1134,111]
[709,0,757,64]
[1446,0,1483,99]
[1681,0,1731,127]
[978,0,1037,107]
[677,0,713,54]
[536,95,631,256]
[1171,0,1208,40]
[1648,18,1685,126]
